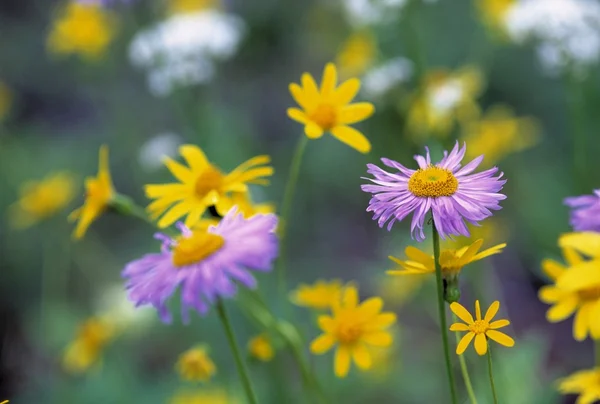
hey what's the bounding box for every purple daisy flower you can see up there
[361,142,506,241]
[122,208,278,323]
[564,189,600,232]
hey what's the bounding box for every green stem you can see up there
[486,348,499,404]
[432,219,458,404]
[216,299,259,404]
[453,314,478,404]
[111,193,155,226]
[277,135,309,296]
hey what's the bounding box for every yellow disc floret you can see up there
[408,166,458,197]
[172,232,224,267]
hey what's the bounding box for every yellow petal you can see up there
[179,144,209,173]
[351,344,372,370]
[334,345,351,378]
[301,73,320,101]
[357,297,383,319]
[538,285,563,303]
[573,302,593,341]
[559,232,600,258]
[456,332,474,355]
[590,300,600,339]
[541,259,566,281]
[474,333,487,355]
[305,122,324,139]
[287,108,309,124]
[332,78,360,105]
[342,286,359,308]
[183,208,203,229]
[388,255,430,272]
[310,334,336,354]
[456,239,483,265]
[289,83,311,110]
[338,103,375,125]
[471,242,506,262]
[330,125,371,154]
[317,316,335,333]
[97,145,112,187]
[486,330,515,347]
[475,300,482,321]
[404,246,435,269]
[156,201,193,228]
[362,331,393,347]
[450,302,474,324]
[145,184,189,198]
[557,261,600,292]
[163,157,194,184]
[449,323,469,331]
[72,203,102,240]
[563,246,584,267]
[489,319,510,329]
[367,313,397,330]
[484,301,500,322]
[320,63,338,96]
[546,295,578,322]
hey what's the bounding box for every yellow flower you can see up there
[176,346,216,382]
[558,367,600,404]
[47,2,116,60]
[9,172,76,229]
[63,317,115,373]
[538,233,600,341]
[476,0,516,38]
[406,66,483,139]
[288,63,375,153]
[145,145,273,229]
[0,400,8,404]
[387,239,506,279]
[247,334,275,362]
[376,274,426,307]
[336,31,377,79]
[0,81,12,121]
[462,104,540,166]
[449,300,514,355]
[310,286,396,378]
[169,388,235,404]
[290,279,345,310]
[167,0,218,15]
[69,146,115,239]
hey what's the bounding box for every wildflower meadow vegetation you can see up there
[2,0,600,403]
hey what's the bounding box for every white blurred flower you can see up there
[129,10,245,96]
[427,79,464,114]
[138,133,182,171]
[362,57,413,98]
[505,0,600,75]
[96,284,155,333]
[342,0,437,27]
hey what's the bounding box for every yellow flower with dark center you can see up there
[47,2,116,60]
[290,279,345,310]
[336,31,377,78]
[167,0,219,14]
[310,286,396,378]
[145,145,273,229]
[176,346,216,382]
[63,317,115,373]
[169,388,234,404]
[69,146,115,239]
[476,0,516,38]
[387,239,506,279]
[9,172,76,229]
[449,300,514,355]
[248,334,275,362]
[0,81,12,121]
[558,367,600,404]
[539,233,600,341]
[288,63,375,153]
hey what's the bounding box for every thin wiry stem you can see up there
[453,314,478,404]
[486,347,499,404]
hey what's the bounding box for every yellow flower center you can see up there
[195,166,225,199]
[310,103,337,130]
[85,178,113,206]
[172,232,224,267]
[468,320,490,335]
[578,286,600,301]
[408,166,459,198]
[336,321,364,344]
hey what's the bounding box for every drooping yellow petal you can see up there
[310,334,336,354]
[559,232,600,258]
[471,242,506,262]
[474,333,488,355]
[484,300,500,322]
[541,259,566,281]
[546,295,579,322]
[362,331,392,347]
[456,239,484,266]
[334,345,351,378]
[456,332,475,355]
[338,103,375,125]
[287,108,309,124]
[320,63,338,96]
[357,297,383,319]
[351,344,372,370]
[330,125,371,153]
[305,122,324,139]
[574,302,593,341]
[450,302,474,324]
[404,246,435,269]
[486,330,515,347]
[449,323,470,331]
[489,319,510,329]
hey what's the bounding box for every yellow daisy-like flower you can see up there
[176,346,216,383]
[290,279,345,310]
[287,63,375,153]
[145,145,273,229]
[169,388,235,404]
[406,66,483,139]
[387,239,506,280]
[462,104,540,166]
[539,233,600,341]
[167,0,219,15]
[336,31,377,79]
[449,300,514,355]
[558,367,600,404]
[0,81,12,121]
[47,2,116,60]
[310,286,396,378]
[63,317,115,373]
[69,146,115,240]
[9,172,76,229]
[476,0,516,38]
[247,334,275,362]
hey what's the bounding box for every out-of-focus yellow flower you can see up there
[145,145,273,229]
[9,172,76,229]
[167,0,219,15]
[288,63,375,153]
[558,367,600,404]
[336,31,377,79]
[63,317,115,373]
[406,66,483,139]
[539,233,600,341]
[290,279,345,310]
[310,285,396,378]
[176,346,216,383]
[47,2,116,60]
[0,399,8,404]
[0,82,12,121]
[69,146,115,239]
[169,388,235,404]
[475,0,516,38]
[247,334,275,362]
[462,104,540,166]
[376,274,426,307]
[449,300,514,355]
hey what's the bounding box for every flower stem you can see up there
[277,135,309,296]
[216,299,259,404]
[453,314,478,404]
[431,219,458,404]
[111,193,155,226]
[486,348,499,404]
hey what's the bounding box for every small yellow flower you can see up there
[476,0,516,38]
[176,346,216,383]
[9,172,76,229]
[558,367,600,404]
[248,334,275,362]
[47,2,116,60]
[336,31,377,78]
[169,388,234,404]
[145,145,273,229]
[539,233,600,341]
[167,0,219,15]
[449,300,514,355]
[63,317,115,373]
[288,63,375,153]
[290,279,345,310]
[69,146,115,239]
[310,286,396,378]
[0,81,12,121]
[387,239,506,279]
